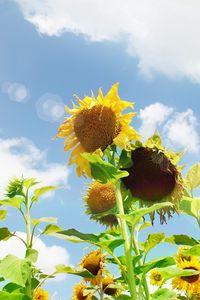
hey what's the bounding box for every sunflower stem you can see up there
[115,181,138,300]
[25,191,32,298]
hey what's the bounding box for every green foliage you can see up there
[31,186,60,202]
[82,153,128,183]
[141,233,165,254]
[151,288,177,300]
[0,227,12,241]
[180,196,200,225]
[55,265,95,278]
[0,291,30,300]
[0,210,7,220]
[185,163,200,191]
[135,257,175,275]
[165,234,199,246]
[0,197,23,208]
[0,255,31,287]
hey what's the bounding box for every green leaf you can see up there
[3,282,24,294]
[0,210,7,220]
[0,255,31,287]
[114,296,131,300]
[0,292,30,300]
[185,163,200,191]
[0,228,12,241]
[118,150,133,168]
[158,266,199,281]
[135,221,152,233]
[165,234,199,246]
[151,288,177,300]
[55,265,94,278]
[43,226,99,243]
[141,233,165,253]
[0,197,23,209]
[32,217,57,226]
[183,244,200,256]
[32,186,60,202]
[25,248,38,263]
[23,178,40,190]
[82,153,128,183]
[180,196,200,225]
[119,202,173,227]
[135,256,175,275]
[96,232,124,254]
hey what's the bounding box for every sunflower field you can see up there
[0,84,200,300]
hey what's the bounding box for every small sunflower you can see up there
[84,181,118,227]
[175,246,199,268]
[72,281,93,300]
[122,134,184,224]
[56,83,138,176]
[150,269,163,286]
[80,249,106,285]
[102,277,118,296]
[172,258,200,295]
[33,288,49,300]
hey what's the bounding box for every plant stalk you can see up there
[115,181,138,300]
[25,193,32,298]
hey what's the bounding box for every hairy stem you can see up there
[115,181,138,300]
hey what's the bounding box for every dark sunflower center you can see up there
[74,105,120,152]
[181,267,199,283]
[154,274,162,281]
[103,280,117,295]
[83,258,101,276]
[122,147,177,202]
[77,290,87,300]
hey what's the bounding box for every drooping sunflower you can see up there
[102,277,118,296]
[172,256,200,295]
[150,269,164,286]
[121,134,184,224]
[56,83,138,176]
[84,181,118,227]
[33,288,49,300]
[72,281,93,300]
[80,249,106,285]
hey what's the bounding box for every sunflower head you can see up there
[175,246,200,268]
[122,134,184,224]
[56,83,138,176]
[172,252,200,296]
[84,181,118,227]
[102,277,118,296]
[150,269,163,286]
[80,249,105,284]
[72,281,93,300]
[33,288,49,300]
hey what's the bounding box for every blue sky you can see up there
[0,1,200,299]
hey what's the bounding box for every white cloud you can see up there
[164,109,200,153]
[138,102,173,139]
[1,81,30,102]
[13,0,200,82]
[0,137,70,196]
[0,232,69,281]
[36,93,65,123]
[138,104,200,153]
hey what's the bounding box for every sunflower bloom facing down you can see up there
[150,270,163,286]
[56,83,138,176]
[33,288,49,300]
[122,134,184,224]
[85,181,118,227]
[172,257,200,296]
[80,249,106,285]
[102,277,118,296]
[72,281,93,300]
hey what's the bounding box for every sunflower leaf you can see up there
[185,163,200,191]
[165,234,199,246]
[135,256,175,275]
[0,197,23,209]
[119,202,173,227]
[0,210,7,220]
[0,227,12,241]
[82,153,128,183]
[141,233,165,254]
[183,244,200,256]
[55,265,94,278]
[0,292,30,300]
[31,186,60,202]
[157,266,199,281]
[180,196,200,225]
[32,217,57,227]
[151,288,177,300]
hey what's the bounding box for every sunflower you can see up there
[175,246,199,268]
[33,288,49,300]
[102,277,118,296]
[150,269,163,286]
[172,258,200,296]
[84,181,118,227]
[80,249,106,285]
[72,281,93,300]
[56,83,138,176]
[121,134,184,224]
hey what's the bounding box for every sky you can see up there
[0,0,200,299]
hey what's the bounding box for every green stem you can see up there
[25,193,32,298]
[132,235,150,300]
[115,181,138,300]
